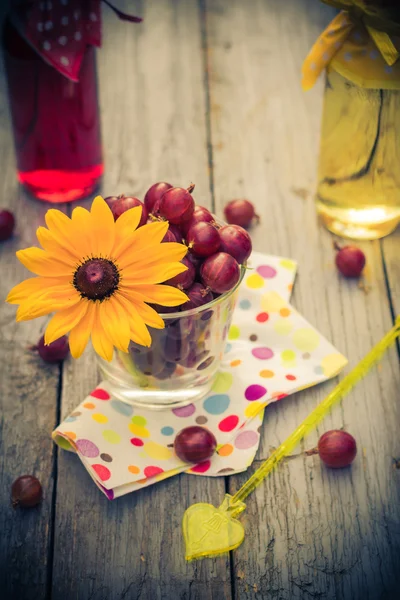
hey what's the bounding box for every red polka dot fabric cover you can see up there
[52,252,347,499]
[10,0,141,81]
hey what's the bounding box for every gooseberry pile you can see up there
[105,182,252,380]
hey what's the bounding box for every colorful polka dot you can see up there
[230,359,241,367]
[83,402,95,409]
[217,444,234,457]
[245,384,267,401]
[63,431,76,440]
[100,453,113,462]
[100,485,114,500]
[239,299,251,310]
[228,325,240,340]
[286,374,296,381]
[128,465,140,474]
[212,371,233,393]
[110,399,133,416]
[102,430,121,444]
[321,353,346,376]
[252,347,274,360]
[280,307,290,317]
[161,426,174,436]
[190,460,211,473]
[235,431,259,449]
[92,464,111,481]
[256,312,269,323]
[281,349,296,362]
[246,273,264,289]
[292,328,320,352]
[197,357,214,370]
[256,265,277,279]
[92,413,108,424]
[302,352,311,359]
[224,343,233,354]
[244,401,264,418]
[90,388,110,400]
[261,291,286,313]
[279,259,296,270]
[218,468,235,474]
[274,318,293,335]
[130,437,144,447]
[172,403,196,417]
[56,436,73,450]
[70,411,81,417]
[314,366,324,375]
[131,415,147,427]
[249,334,258,341]
[203,394,230,415]
[129,423,150,438]
[65,415,78,423]
[259,369,274,378]
[144,466,164,478]
[218,415,239,432]
[143,441,172,460]
[196,416,208,425]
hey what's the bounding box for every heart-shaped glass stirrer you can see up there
[183,316,400,561]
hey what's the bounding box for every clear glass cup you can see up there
[97,267,245,409]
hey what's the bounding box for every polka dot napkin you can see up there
[53,252,347,499]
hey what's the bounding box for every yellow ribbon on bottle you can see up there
[302,0,400,90]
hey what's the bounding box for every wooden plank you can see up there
[51,2,231,598]
[0,45,60,600]
[205,0,400,598]
[382,230,400,316]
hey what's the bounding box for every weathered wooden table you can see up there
[1,1,399,599]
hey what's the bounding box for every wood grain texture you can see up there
[0,0,399,599]
[382,229,400,316]
[204,0,400,598]
[51,2,231,599]
[0,38,60,600]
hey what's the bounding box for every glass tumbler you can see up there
[97,268,245,409]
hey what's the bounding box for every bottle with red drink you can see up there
[2,16,103,203]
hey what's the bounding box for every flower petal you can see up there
[69,304,96,359]
[89,196,115,257]
[122,261,187,285]
[44,300,88,345]
[16,285,81,321]
[36,227,77,266]
[119,295,165,330]
[116,294,152,347]
[91,304,114,361]
[45,209,88,258]
[98,298,131,353]
[116,221,169,269]
[112,206,143,258]
[70,206,93,258]
[17,247,73,277]
[6,277,69,304]
[120,284,188,307]
[120,243,188,275]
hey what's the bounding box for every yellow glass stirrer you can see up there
[182,316,400,561]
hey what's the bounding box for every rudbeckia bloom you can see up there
[7,196,189,361]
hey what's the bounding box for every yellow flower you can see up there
[7,196,189,361]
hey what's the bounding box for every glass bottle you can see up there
[2,18,103,203]
[316,68,400,240]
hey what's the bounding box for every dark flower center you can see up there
[73,258,120,300]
